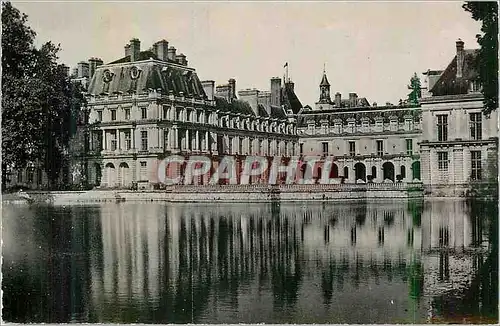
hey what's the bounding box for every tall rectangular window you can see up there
[124,130,131,150]
[111,110,117,121]
[470,113,482,140]
[163,107,168,120]
[97,110,103,122]
[239,138,243,154]
[110,131,117,151]
[140,161,147,181]
[437,152,448,170]
[299,143,304,155]
[471,150,482,180]
[437,114,448,141]
[349,141,356,156]
[124,109,130,120]
[322,142,329,156]
[376,140,383,156]
[229,137,233,154]
[249,139,253,154]
[406,139,413,155]
[141,131,148,151]
[141,107,147,119]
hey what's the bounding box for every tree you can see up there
[2,2,86,189]
[407,73,422,106]
[463,2,498,115]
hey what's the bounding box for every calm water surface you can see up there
[2,200,498,324]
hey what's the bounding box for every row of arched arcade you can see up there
[320,161,421,183]
[88,158,421,188]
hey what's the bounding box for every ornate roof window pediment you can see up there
[103,69,114,83]
[130,66,142,80]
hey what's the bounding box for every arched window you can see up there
[343,166,349,179]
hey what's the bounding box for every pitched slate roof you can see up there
[282,83,303,114]
[430,49,479,96]
[257,104,269,117]
[87,60,207,98]
[108,50,179,65]
[270,105,287,119]
[215,97,255,116]
[320,73,330,86]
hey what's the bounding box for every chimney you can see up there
[334,92,341,107]
[155,39,169,61]
[77,61,90,78]
[228,78,236,101]
[129,38,141,62]
[88,57,103,78]
[349,92,358,107]
[285,80,295,92]
[167,46,177,61]
[124,44,131,57]
[175,53,187,66]
[201,80,215,101]
[456,39,465,78]
[270,77,282,107]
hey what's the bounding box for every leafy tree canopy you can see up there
[2,2,86,188]
[407,73,422,106]
[463,1,498,115]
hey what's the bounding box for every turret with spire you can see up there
[319,65,331,104]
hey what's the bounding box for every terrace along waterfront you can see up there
[2,199,497,324]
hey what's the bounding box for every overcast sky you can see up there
[13,1,481,106]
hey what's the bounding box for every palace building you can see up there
[83,38,300,189]
[297,70,422,184]
[419,39,498,195]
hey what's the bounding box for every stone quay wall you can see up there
[8,183,424,205]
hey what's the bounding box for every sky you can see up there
[13,1,482,107]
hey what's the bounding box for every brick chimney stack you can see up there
[456,39,465,78]
[88,57,103,78]
[270,77,282,107]
[167,46,177,61]
[154,39,169,61]
[228,78,236,102]
[130,38,141,62]
[349,92,358,107]
[175,53,187,66]
[124,44,131,57]
[335,92,341,107]
[77,61,90,78]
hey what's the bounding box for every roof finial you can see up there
[323,62,326,74]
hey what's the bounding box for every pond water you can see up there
[2,199,498,324]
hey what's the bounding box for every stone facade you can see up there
[83,38,299,189]
[420,40,499,196]
[297,70,422,184]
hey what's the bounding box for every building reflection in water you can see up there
[2,199,497,324]
[88,201,430,323]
